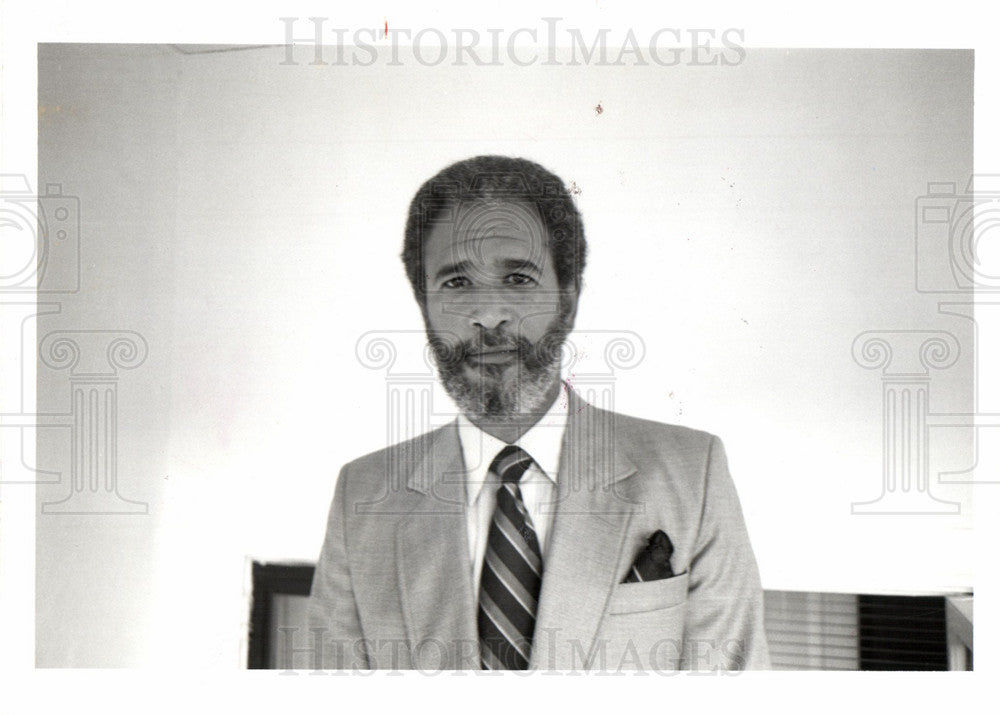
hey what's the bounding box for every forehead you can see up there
[423,200,551,268]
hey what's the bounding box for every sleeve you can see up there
[682,436,771,671]
[304,464,369,670]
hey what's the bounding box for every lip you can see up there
[466,349,518,365]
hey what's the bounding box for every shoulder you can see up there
[586,402,720,462]
[607,408,717,450]
[576,401,729,498]
[333,422,454,495]
[584,405,752,548]
[341,424,445,470]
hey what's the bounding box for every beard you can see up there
[426,301,573,423]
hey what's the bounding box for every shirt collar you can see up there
[457,381,570,506]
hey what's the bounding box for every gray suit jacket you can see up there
[305,390,770,671]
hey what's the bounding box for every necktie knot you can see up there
[490,445,533,484]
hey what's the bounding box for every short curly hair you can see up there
[401,155,587,301]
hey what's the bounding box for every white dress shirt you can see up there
[457,381,570,591]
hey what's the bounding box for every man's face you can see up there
[421,200,576,421]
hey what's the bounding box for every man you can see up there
[305,155,769,671]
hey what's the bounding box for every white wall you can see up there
[36,45,973,667]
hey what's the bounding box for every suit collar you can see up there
[403,421,464,497]
[562,388,638,490]
[403,384,638,495]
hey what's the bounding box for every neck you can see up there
[467,378,562,444]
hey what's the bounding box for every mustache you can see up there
[466,328,529,354]
[429,329,529,366]
[428,325,568,369]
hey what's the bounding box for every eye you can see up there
[442,276,471,289]
[505,273,537,286]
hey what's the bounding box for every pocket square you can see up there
[623,530,675,583]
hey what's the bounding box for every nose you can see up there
[470,300,512,332]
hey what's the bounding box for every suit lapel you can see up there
[531,390,638,669]
[395,423,479,669]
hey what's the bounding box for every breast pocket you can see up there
[607,571,689,615]
[594,573,689,671]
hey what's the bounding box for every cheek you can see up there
[423,299,465,337]
[510,305,562,337]
[424,293,487,330]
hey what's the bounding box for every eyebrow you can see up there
[501,258,543,275]
[433,260,473,283]
[433,258,544,283]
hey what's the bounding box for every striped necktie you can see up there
[477,445,543,670]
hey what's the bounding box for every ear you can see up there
[561,286,581,328]
[415,289,431,325]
